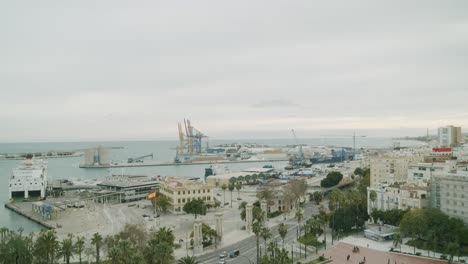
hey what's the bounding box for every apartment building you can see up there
[370,156,424,187]
[367,182,430,215]
[431,170,468,224]
[438,125,463,147]
[159,176,214,213]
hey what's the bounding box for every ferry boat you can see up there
[9,158,48,200]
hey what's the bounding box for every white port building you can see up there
[9,159,48,200]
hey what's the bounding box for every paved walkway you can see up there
[322,242,447,264]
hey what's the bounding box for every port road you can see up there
[196,200,327,264]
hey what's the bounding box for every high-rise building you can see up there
[438,125,462,147]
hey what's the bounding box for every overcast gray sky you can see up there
[1,1,467,142]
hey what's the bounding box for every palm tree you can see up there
[221,184,227,207]
[178,256,200,264]
[369,189,377,212]
[108,245,121,264]
[228,183,235,208]
[260,227,271,256]
[34,229,59,264]
[295,208,303,239]
[278,223,288,248]
[75,236,85,264]
[252,221,262,264]
[235,182,242,199]
[154,227,175,246]
[244,175,251,184]
[60,234,75,264]
[393,231,402,252]
[237,176,245,184]
[91,232,103,264]
[312,192,323,205]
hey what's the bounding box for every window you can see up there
[183,191,185,195]
[178,199,180,203]
[187,198,191,202]
[178,191,180,195]
[182,198,185,202]
[198,190,200,194]
[203,189,205,193]
[188,190,190,194]
[207,197,211,200]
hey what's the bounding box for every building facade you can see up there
[159,177,214,213]
[431,170,468,224]
[367,183,430,215]
[438,125,463,147]
[9,159,48,200]
[370,156,424,187]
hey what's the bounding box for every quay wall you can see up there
[4,203,54,230]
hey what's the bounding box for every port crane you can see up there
[320,132,367,159]
[290,129,311,168]
[177,119,207,155]
[127,153,153,163]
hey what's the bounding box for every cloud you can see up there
[0,0,467,142]
[253,100,299,108]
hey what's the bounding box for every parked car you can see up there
[219,251,227,258]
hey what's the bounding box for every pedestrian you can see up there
[367,243,369,248]
[387,259,390,264]
[347,254,350,261]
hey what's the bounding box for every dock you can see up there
[79,158,289,168]
[4,203,55,230]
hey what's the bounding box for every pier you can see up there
[4,203,55,230]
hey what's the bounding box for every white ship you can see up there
[9,159,48,200]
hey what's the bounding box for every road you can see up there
[196,200,327,264]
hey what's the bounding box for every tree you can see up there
[252,222,262,264]
[235,182,242,199]
[369,190,377,213]
[91,232,103,264]
[75,236,85,264]
[117,224,147,254]
[278,223,288,248]
[229,177,237,184]
[228,183,235,208]
[295,208,303,238]
[260,227,271,256]
[285,179,307,208]
[354,167,364,176]
[178,256,200,264]
[144,227,175,264]
[393,231,402,252]
[312,192,323,205]
[190,223,217,247]
[34,229,59,264]
[328,189,344,211]
[239,201,263,222]
[59,234,74,264]
[155,194,170,213]
[320,171,343,188]
[183,199,207,219]
[221,184,227,206]
[257,186,274,206]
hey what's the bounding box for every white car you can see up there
[219,258,226,264]
[219,251,227,258]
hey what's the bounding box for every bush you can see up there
[319,256,326,261]
[441,254,447,260]
[415,252,421,256]
[268,211,282,218]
